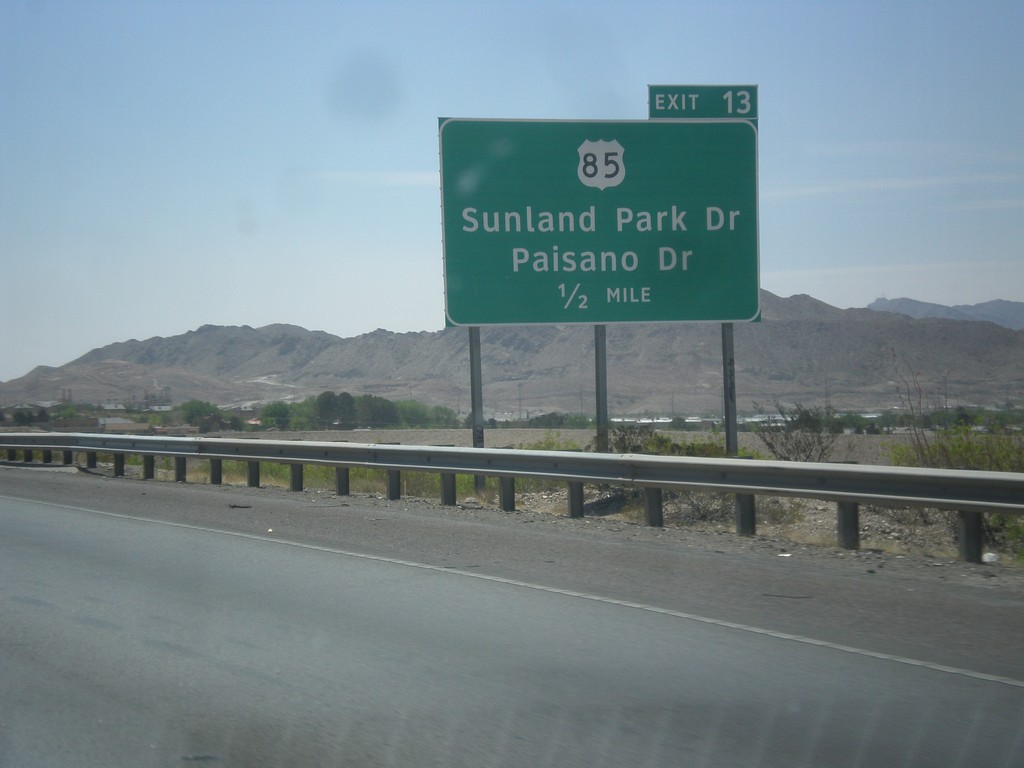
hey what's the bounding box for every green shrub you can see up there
[892,427,1024,556]
[753,401,839,462]
[597,424,727,457]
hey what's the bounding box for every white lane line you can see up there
[6,493,1024,690]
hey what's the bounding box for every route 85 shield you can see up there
[577,139,625,190]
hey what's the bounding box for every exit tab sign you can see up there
[649,84,758,120]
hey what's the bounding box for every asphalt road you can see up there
[2,466,1023,767]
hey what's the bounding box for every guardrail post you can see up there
[335,467,349,496]
[733,456,756,535]
[143,455,155,480]
[957,511,983,564]
[568,481,584,518]
[24,449,33,463]
[432,447,457,506]
[175,457,187,483]
[86,452,97,469]
[247,461,260,488]
[645,488,664,527]
[5,448,15,461]
[289,463,304,492]
[499,477,515,512]
[386,470,401,500]
[113,454,125,477]
[837,501,860,550]
[210,459,222,486]
[735,494,756,536]
[62,450,73,465]
[440,473,457,506]
[42,449,53,464]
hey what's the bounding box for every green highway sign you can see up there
[439,118,758,326]
[648,84,758,120]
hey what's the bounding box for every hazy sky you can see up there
[2,0,1022,382]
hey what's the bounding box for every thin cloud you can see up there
[801,141,1024,166]
[765,173,1021,199]
[950,198,1024,211]
[309,170,438,187]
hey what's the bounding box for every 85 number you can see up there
[580,151,621,180]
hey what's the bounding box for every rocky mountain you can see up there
[3,291,1023,416]
[868,297,1024,330]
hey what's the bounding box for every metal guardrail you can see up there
[3,432,1023,563]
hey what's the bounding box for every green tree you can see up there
[180,400,222,432]
[315,391,340,428]
[286,398,317,431]
[355,394,399,427]
[430,405,460,428]
[336,392,356,427]
[396,399,431,427]
[57,403,79,420]
[261,401,291,430]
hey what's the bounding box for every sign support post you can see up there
[468,326,485,491]
[594,325,609,452]
[721,322,738,456]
